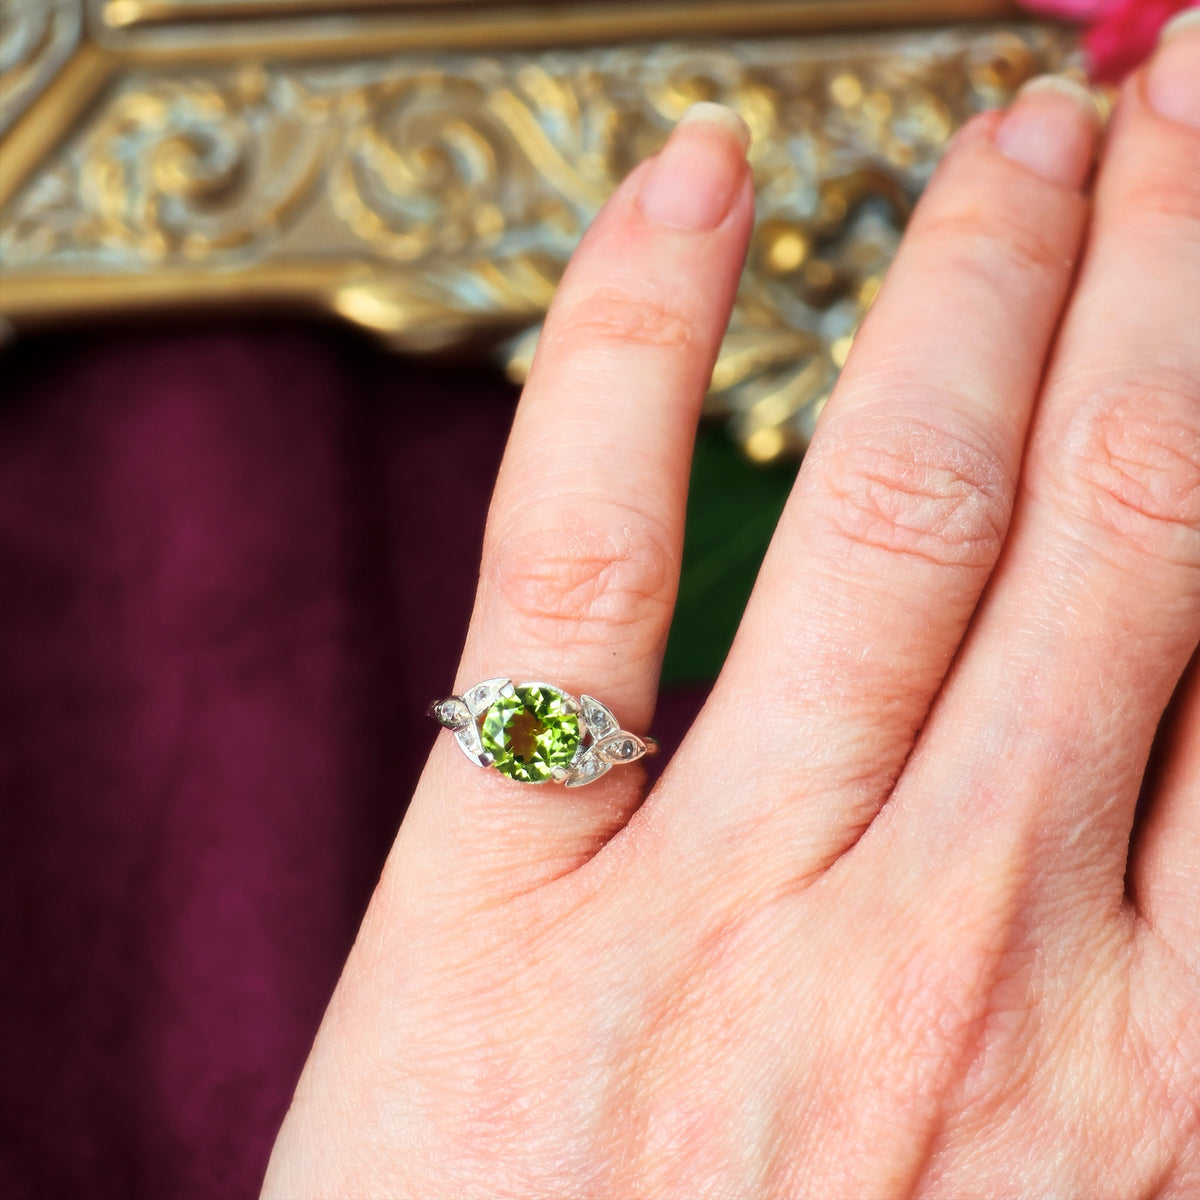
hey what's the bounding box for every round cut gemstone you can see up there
[481,684,581,782]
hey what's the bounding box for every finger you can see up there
[638,81,1099,880]
[1132,650,1200,970]
[398,105,755,899]
[876,27,1200,924]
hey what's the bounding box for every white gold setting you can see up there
[429,678,656,787]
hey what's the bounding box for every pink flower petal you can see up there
[1016,0,1198,80]
[1086,0,1196,79]
[1017,0,1117,17]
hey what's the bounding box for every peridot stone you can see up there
[481,684,580,782]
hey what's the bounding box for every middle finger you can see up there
[638,80,1100,882]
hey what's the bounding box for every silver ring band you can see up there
[429,678,656,787]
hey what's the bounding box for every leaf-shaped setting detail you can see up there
[564,750,612,788]
[453,719,491,767]
[580,694,617,740]
[465,677,511,716]
[596,732,647,764]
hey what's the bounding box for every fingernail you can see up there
[994,75,1103,189]
[638,102,751,231]
[1160,6,1200,41]
[1148,8,1200,128]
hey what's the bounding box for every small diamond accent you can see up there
[464,678,511,716]
[435,698,470,728]
[597,732,646,764]
[455,718,485,762]
[581,695,617,738]
[566,751,611,787]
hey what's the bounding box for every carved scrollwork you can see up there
[500,29,1081,457]
[0,23,1080,456]
[0,0,83,134]
[3,67,324,262]
[328,62,617,263]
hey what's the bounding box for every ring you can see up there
[429,679,657,787]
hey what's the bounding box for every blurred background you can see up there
[0,1,1171,1195]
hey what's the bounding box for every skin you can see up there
[263,23,1200,1199]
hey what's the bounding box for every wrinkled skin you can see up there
[264,29,1200,1200]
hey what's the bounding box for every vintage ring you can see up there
[429,679,657,787]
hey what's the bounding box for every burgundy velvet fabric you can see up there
[0,327,704,1199]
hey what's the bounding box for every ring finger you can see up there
[398,104,755,899]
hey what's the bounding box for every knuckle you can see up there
[1110,159,1200,231]
[813,414,1012,571]
[919,204,1067,292]
[485,505,675,650]
[549,284,692,353]
[1062,380,1200,560]
[882,908,1038,1123]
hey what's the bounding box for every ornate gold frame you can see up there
[0,1,1077,456]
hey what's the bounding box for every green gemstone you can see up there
[480,684,580,783]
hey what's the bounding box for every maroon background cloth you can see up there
[0,327,704,1199]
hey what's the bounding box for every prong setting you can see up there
[429,680,653,787]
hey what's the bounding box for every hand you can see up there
[263,21,1200,1198]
